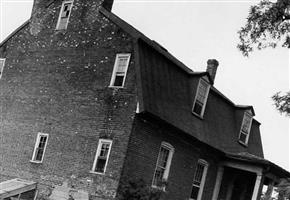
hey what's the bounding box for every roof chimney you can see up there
[206,59,219,84]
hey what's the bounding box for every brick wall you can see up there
[0,0,138,199]
[120,114,222,200]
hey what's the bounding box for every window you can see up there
[192,79,210,117]
[239,111,253,145]
[109,54,131,88]
[0,58,6,79]
[91,139,112,174]
[152,142,174,189]
[31,133,49,163]
[190,160,208,200]
[56,0,73,30]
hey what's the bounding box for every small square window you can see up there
[109,54,131,88]
[31,133,49,163]
[0,58,6,79]
[56,1,73,30]
[238,111,253,145]
[190,160,208,200]
[192,79,210,117]
[152,142,174,190]
[91,139,112,174]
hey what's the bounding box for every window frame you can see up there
[238,111,253,146]
[109,53,131,88]
[90,139,113,175]
[30,133,49,163]
[0,58,6,79]
[152,142,174,190]
[189,159,209,200]
[56,0,74,30]
[192,78,210,118]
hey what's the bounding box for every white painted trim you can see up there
[222,161,263,175]
[0,58,6,79]
[251,173,263,200]
[211,166,224,200]
[91,139,112,174]
[109,53,131,88]
[192,78,210,118]
[197,159,209,200]
[151,142,174,189]
[56,0,74,30]
[30,133,49,163]
[238,111,253,145]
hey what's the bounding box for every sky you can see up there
[0,0,289,170]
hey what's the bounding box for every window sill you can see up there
[108,85,124,89]
[151,185,166,192]
[238,140,248,147]
[192,112,204,120]
[89,170,105,175]
[29,160,43,164]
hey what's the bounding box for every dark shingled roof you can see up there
[226,152,290,178]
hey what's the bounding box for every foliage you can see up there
[117,178,163,200]
[275,178,290,199]
[272,92,290,116]
[238,0,290,116]
[238,0,290,57]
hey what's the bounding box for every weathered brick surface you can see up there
[0,0,137,199]
[120,115,222,200]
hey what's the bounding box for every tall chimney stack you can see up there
[206,59,219,84]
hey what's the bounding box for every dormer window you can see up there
[56,0,73,30]
[192,79,210,117]
[109,53,131,88]
[238,111,253,145]
[0,58,5,79]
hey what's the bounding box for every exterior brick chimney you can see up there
[206,59,219,84]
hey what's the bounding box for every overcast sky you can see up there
[0,0,289,170]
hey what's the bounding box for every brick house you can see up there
[0,0,289,200]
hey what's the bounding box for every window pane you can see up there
[95,158,106,173]
[113,75,124,86]
[117,57,129,73]
[61,3,71,18]
[190,186,200,199]
[239,132,247,143]
[193,102,203,115]
[241,114,251,133]
[153,167,165,187]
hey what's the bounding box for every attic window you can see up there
[0,58,5,79]
[192,79,210,118]
[109,54,131,88]
[56,0,73,30]
[238,111,253,145]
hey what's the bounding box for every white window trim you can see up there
[56,0,74,30]
[109,53,131,88]
[0,58,6,79]
[192,78,210,118]
[190,159,209,200]
[90,139,112,175]
[238,111,253,146]
[152,142,174,190]
[30,133,49,163]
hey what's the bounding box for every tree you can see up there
[238,0,290,57]
[238,0,290,116]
